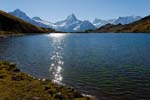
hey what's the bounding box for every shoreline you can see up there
[1,32,150,38]
[0,34,25,38]
[0,61,97,100]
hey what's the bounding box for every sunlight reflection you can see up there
[49,33,66,38]
[48,33,65,84]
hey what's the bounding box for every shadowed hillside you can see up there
[0,10,55,35]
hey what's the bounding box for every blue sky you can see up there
[0,0,150,22]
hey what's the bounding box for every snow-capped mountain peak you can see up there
[9,9,51,28]
[54,14,80,26]
[53,14,95,32]
[13,9,26,15]
[10,9,31,21]
[66,14,78,21]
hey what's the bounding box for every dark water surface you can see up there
[0,33,150,100]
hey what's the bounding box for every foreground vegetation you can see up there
[0,61,96,100]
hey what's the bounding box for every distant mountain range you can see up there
[9,9,143,32]
[9,9,96,32]
[93,16,141,28]
[89,16,150,33]
[0,10,55,35]
[1,9,149,33]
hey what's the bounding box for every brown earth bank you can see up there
[0,61,97,100]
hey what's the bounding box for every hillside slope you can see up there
[0,10,55,35]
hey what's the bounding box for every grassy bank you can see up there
[0,61,96,100]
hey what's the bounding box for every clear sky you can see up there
[0,0,150,22]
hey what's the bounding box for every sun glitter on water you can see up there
[48,33,66,84]
[49,33,66,38]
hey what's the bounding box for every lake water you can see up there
[0,33,150,100]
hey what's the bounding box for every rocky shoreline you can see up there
[0,61,97,100]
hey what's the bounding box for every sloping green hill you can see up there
[0,10,55,35]
[90,16,150,33]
